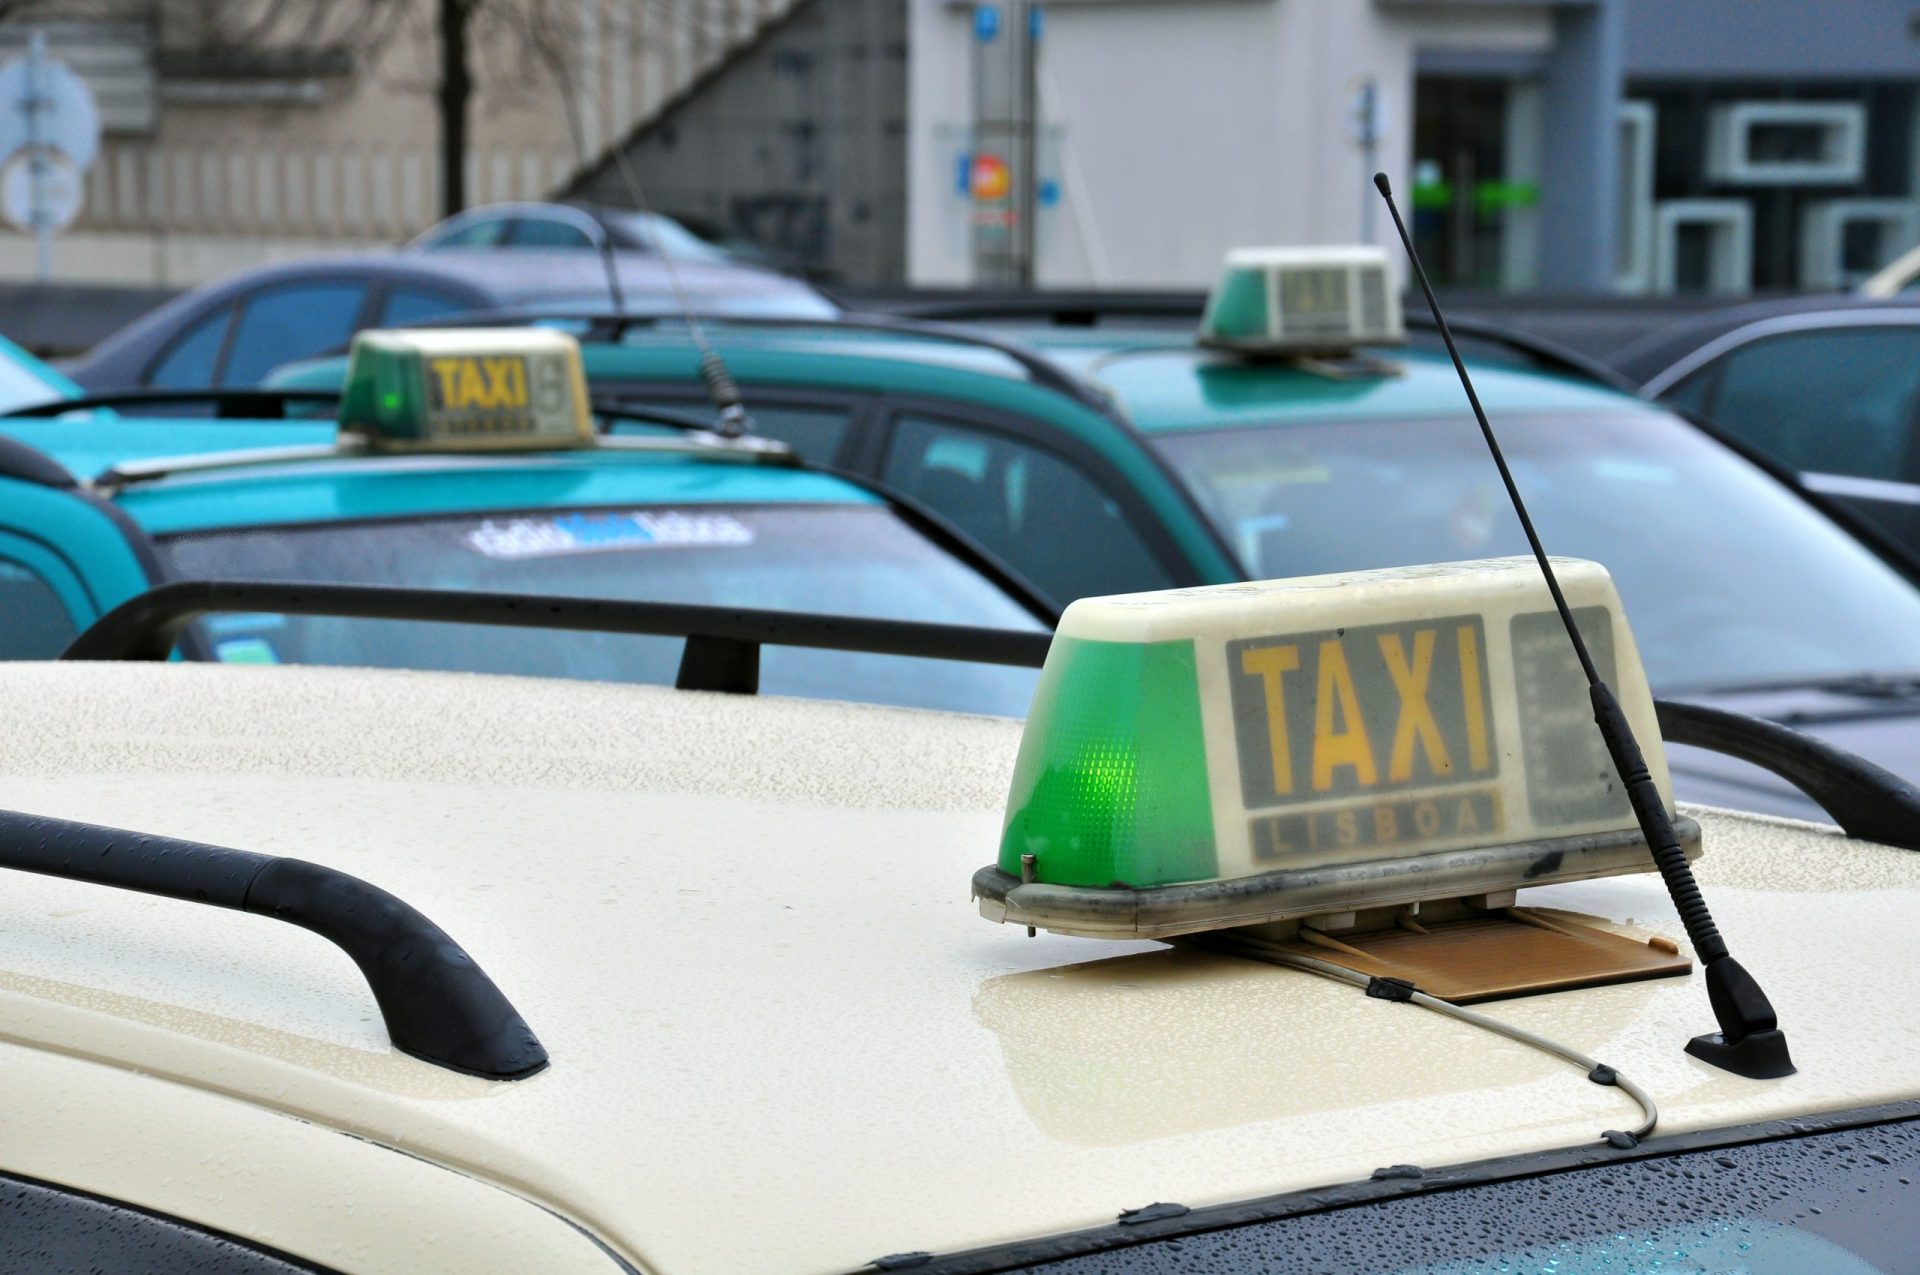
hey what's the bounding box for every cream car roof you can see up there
[0,662,1916,1274]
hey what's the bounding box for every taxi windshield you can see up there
[159,503,1042,715]
[1152,409,1920,694]
[0,347,71,412]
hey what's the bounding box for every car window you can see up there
[0,1170,329,1273]
[1660,364,1717,417]
[1014,1114,1920,1274]
[0,558,77,657]
[381,288,472,326]
[606,398,854,466]
[148,304,233,388]
[426,216,510,249]
[220,282,369,386]
[1696,327,1920,480]
[1153,409,1920,694]
[0,340,72,409]
[509,215,597,249]
[881,413,1174,604]
[159,503,1042,716]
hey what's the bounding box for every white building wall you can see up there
[909,0,1557,288]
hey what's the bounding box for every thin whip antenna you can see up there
[1373,171,1793,1081]
[538,9,750,438]
[606,133,751,438]
[549,60,627,317]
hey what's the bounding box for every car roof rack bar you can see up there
[5,389,346,420]
[3,388,755,440]
[60,580,1055,687]
[860,292,1636,391]
[393,307,1118,417]
[1654,699,1920,851]
[881,291,1211,326]
[1405,314,1639,392]
[0,806,548,1079]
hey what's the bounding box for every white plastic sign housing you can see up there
[977,557,1696,939]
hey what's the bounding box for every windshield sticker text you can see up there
[465,511,755,559]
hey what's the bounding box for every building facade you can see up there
[0,0,800,285]
[908,0,1920,294]
[11,0,1920,295]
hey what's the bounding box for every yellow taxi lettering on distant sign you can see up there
[429,355,530,413]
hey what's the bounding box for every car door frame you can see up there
[588,376,1231,593]
[1646,310,1920,538]
[0,478,170,650]
[863,391,1211,591]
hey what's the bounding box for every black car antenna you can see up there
[1373,172,1793,1080]
[541,36,748,439]
[545,70,628,318]
[607,147,751,437]
[583,106,750,437]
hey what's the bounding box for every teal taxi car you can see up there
[269,254,1920,820]
[0,328,1050,716]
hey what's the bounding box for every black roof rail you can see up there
[1402,313,1639,392]
[0,435,74,487]
[880,291,1210,326]
[0,806,547,1079]
[1,386,795,443]
[382,307,1119,418]
[61,580,1055,690]
[1656,700,1920,850]
[5,388,345,419]
[856,292,1635,392]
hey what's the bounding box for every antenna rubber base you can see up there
[1685,1028,1796,1080]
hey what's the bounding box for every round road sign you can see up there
[1,150,82,232]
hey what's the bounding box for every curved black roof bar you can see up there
[0,807,548,1080]
[5,388,345,420]
[1657,700,1920,850]
[872,291,1637,391]
[381,306,1119,418]
[61,579,1056,692]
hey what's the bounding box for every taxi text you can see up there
[428,355,530,414]
[1227,616,1497,809]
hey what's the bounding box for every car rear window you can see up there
[159,503,1041,716]
[1153,409,1920,694]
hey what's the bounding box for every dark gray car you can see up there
[64,250,836,392]
[1612,296,1920,555]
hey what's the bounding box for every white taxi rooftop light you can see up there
[339,327,594,452]
[975,558,1697,940]
[1199,245,1405,356]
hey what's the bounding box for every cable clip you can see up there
[1365,975,1418,1003]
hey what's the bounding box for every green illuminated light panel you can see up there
[999,636,1217,889]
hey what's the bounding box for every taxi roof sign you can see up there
[339,327,594,452]
[975,558,1698,939]
[1199,245,1405,356]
